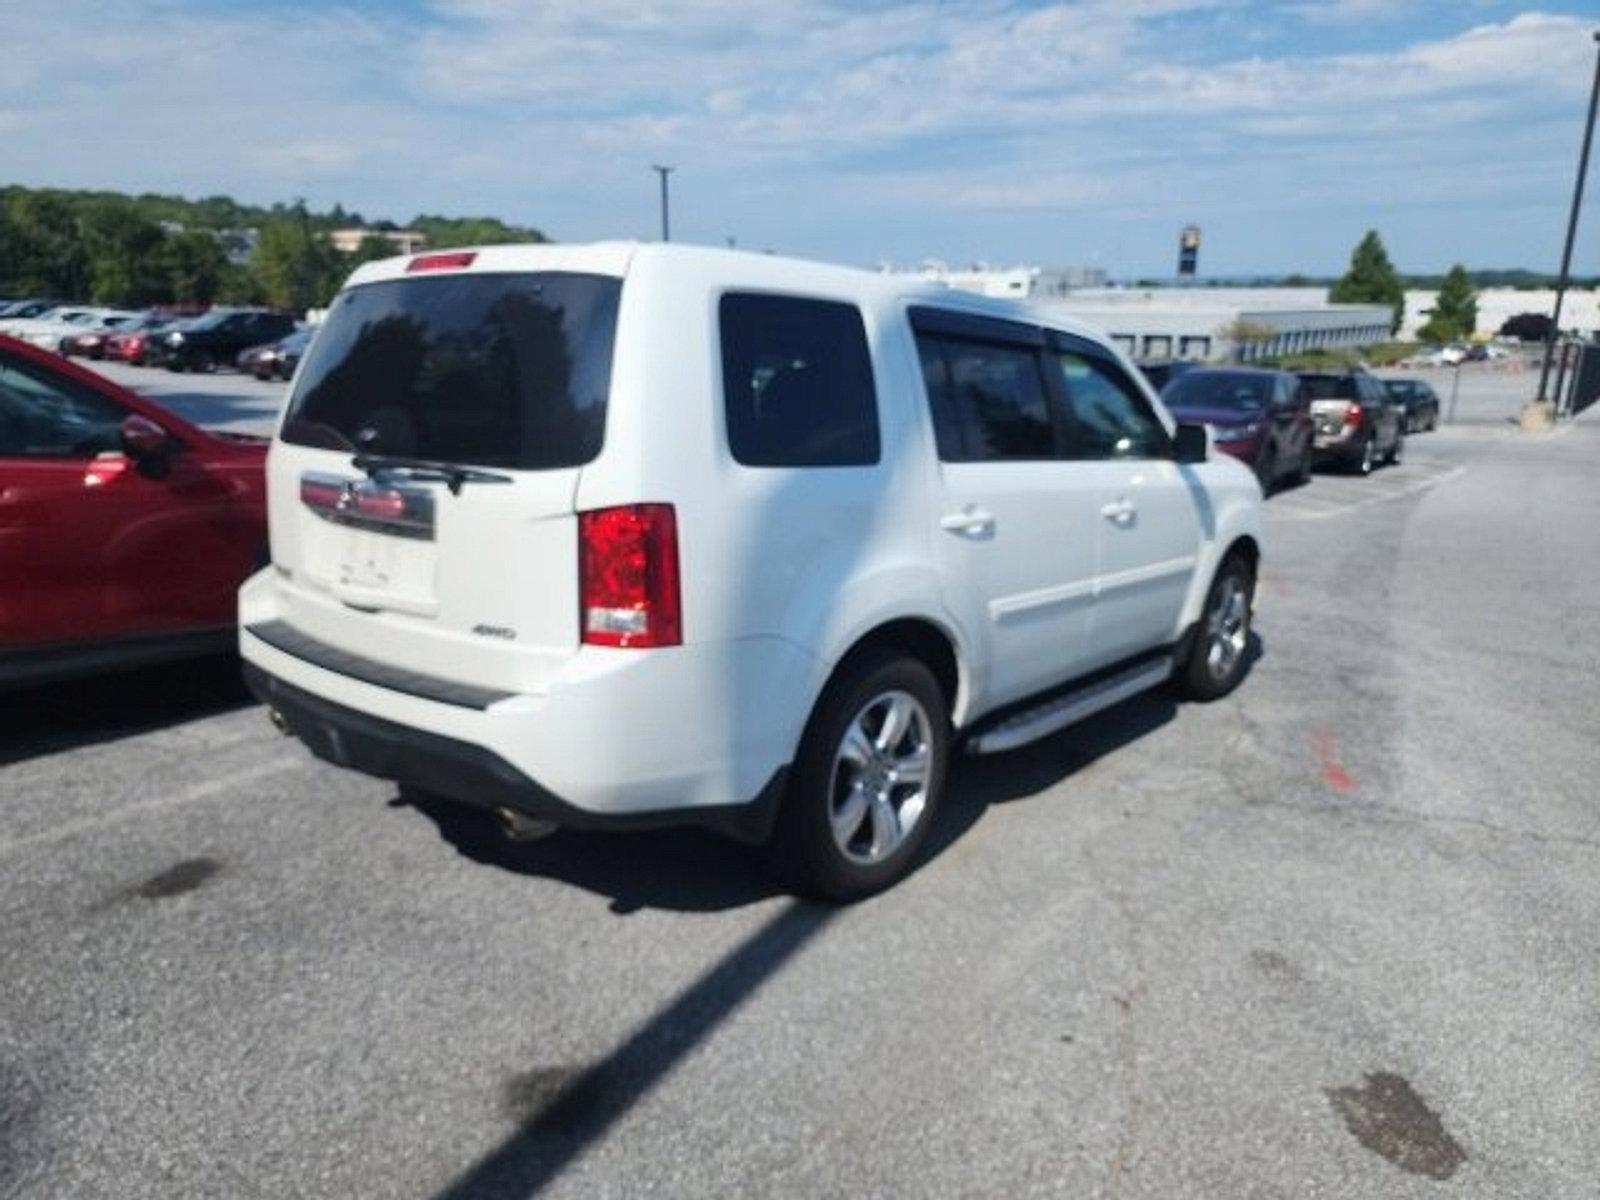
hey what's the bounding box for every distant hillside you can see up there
[0,183,548,310]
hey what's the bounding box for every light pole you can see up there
[1530,29,1600,423]
[651,165,674,242]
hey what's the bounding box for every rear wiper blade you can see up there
[352,454,513,496]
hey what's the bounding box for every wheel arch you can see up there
[819,615,967,729]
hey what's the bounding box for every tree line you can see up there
[0,185,546,313]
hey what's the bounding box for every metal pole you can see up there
[1534,30,1600,409]
[651,165,673,242]
[1551,339,1573,417]
[1448,361,1461,424]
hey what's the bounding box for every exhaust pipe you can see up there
[495,806,558,842]
[268,708,290,735]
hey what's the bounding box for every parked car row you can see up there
[0,299,307,381]
[1145,364,1434,489]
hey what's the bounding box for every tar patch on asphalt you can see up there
[133,857,222,901]
[1248,948,1303,984]
[1326,1071,1466,1180]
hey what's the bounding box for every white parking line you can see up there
[1268,464,1466,521]
[0,754,304,858]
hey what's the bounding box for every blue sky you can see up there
[4,1,1597,277]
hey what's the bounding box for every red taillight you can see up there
[579,504,681,648]
[353,488,405,520]
[406,251,477,273]
[1344,402,1362,427]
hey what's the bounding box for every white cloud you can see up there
[0,3,1594,271]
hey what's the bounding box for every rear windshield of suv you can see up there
[281,272,620,469]
[1299,375,1358,401]
[1163,371,1272,412]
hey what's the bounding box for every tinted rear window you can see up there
[1300,375,1358,401]
[720,293,879,467]
[1163,371,1273,411]
[282,272,620,469]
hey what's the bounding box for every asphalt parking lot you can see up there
[4,364,1598,1198]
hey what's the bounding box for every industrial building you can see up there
[1039,287,1392,362]
[886,267,1391,362]
[1401,288,1600,341]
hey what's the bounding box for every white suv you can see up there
[240,243,1262,900]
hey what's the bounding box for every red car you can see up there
[0,334,267,691]
[105,316,182,365]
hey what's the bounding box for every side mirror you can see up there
[120,414,177,470]
[1174,422,1209,464]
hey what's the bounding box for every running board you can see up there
[966,657,1173,755]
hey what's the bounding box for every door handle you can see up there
[940,506,995,535]
[1100,498,1137,526]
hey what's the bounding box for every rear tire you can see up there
[1355,435,1375,476]
[772,651,949,903]
[1176,554,1255,701]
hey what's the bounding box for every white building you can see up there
[1042,288,1393,362]
[888,261,1109,299]
[329,228,429,256]
[882,268,1393,362]
[1401,288,1600,340]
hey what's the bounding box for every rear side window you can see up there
[719,293,879,467]
[282,272,620,469]
[915,334,1054,461]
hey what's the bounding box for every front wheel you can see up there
[1176,555,1255,701]
[773,651,950,902]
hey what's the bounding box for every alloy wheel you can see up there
[828,690,933,865]
[1204,573,1250,682]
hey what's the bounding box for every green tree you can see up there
[3,191,89,298]
[1417,263,1477,343]
[253,207,340,312]
[409,213,546,248]
[350,233,402,266]
[162,231,229,303]
[216,262,266,306]
[1329,230,1405,334]
[81,202,169,305]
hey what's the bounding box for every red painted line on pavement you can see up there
[1311,728,1357,793]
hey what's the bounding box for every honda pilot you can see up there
[241,243,1264,900]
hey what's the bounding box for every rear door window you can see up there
[914,334,1055,462]
[282,272,620,469]
[719,293,880,467]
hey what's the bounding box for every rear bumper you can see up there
[244,661,786,843]
[1313,429,1363,461]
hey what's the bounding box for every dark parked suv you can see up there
[1161,367,1313,491]
[1299,371,1404,474]
[150,309,296,372]
[1382,378,1441,432]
